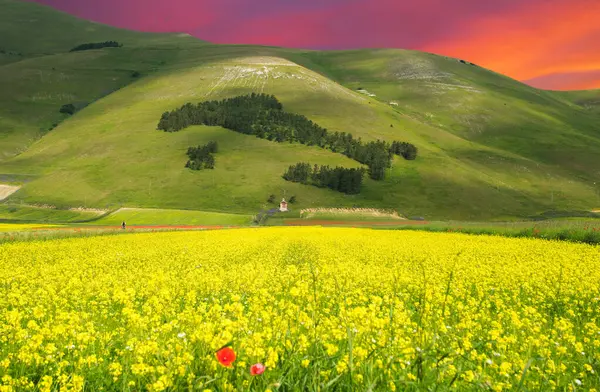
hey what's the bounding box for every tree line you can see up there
[157,93,418,180]
[185,141,218,170]
[70,41,122,52]
[283,163,364,194]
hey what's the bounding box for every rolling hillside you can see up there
[0,0,200,56]
[0,0,204,159]
[1,0,599,220]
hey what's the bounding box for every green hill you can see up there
[556,90,600,116]
[0,0,203,159]
[0,0,200,56]
[1,0,599,220]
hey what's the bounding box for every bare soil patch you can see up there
[0,184,20,201]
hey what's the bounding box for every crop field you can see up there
[1,227,599,391]
[0,223,59,232]
[386,219,600,245]
[0,204,104,223]
[93,208,251,227]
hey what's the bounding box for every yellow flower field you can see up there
[1,228,599,391]
[0,224,59,232]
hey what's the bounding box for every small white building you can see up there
[279,198,288,212]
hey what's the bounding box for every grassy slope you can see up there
[299,50,600,211]
[1,0,599,220]
[0,0,203,159]
[554,90,600,116]
[93,208,251,226]
[0,204,101,223]
[302,50,600,177]
[3,54,374,214]
[0,0,198,55]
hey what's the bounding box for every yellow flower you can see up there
[38,376,53,392]
[336,360,347,374]
[70,375,84,392]
[462,370,475,382]
[1,227,599,390]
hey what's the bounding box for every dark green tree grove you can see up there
[283,163,365,194]
[391,141,418,160]
[70,41,122,52]
[59,104,76,115]
[158,93,418,180]
[283,162,312,184]
[185,141,218,170]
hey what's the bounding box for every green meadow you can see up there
[1,0,599,223]
[93,208,251,226]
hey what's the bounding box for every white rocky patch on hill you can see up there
[0,184,20,201]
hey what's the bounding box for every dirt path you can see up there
[0,184,20,201]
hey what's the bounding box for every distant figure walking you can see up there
[121,221,126,230]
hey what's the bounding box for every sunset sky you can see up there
[31,0,600,90]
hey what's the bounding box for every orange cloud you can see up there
[32,0,600,90]
[423,0,600,89]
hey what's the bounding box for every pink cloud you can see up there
[525,70,600,91]
[28,0,600,90]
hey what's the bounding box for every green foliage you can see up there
[157,94,417,180]
[391,141,418,160]
[59,103,76,115]
[267,194,276,204]
[205,141,218,153]
[185,141,218,170]
[283,162,312,184]
[70,41,122,52]
[289,196,297,204]
[284,162,364,194]
[157,93,282,133]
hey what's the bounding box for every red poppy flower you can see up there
[250,363,265,376]
[216,347,236,367]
